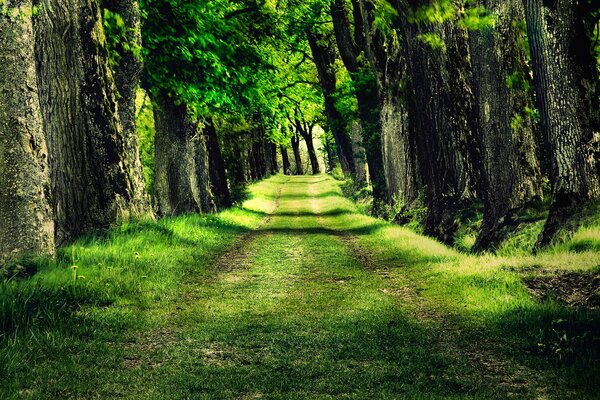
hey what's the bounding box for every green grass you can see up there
[1,174,599,399]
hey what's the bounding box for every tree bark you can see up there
[307,31,356,176]
[203,119,231,208]
[295,120,320,175]
[352,122,368,185]
[0,1,54,263]
[269,143,279,174]
[524,0,600,250]
[399,1,476,244]
[34,0,139,243]
[357,0,421,212]
[104,0,153,219]
[248,126,268,180]
[152,92,215,216]
[331,0,387,209]
[281,145,291,175]
[469,0,543,252]
[291,133,304,175]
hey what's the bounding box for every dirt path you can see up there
[119,175,580,399]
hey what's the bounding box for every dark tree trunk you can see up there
[204,119,231,208]
[331,0,387,210]
[0,2,54,263]
[248,126,268,180]
[305,135,321,175]
[295,121,321,175]
[524,0,600,250]
[469,0,543,252]
[270,143,279,174]
[152,92,215,215]
[291,134,304,175]
[400,1,476,244]
[229,138,247,185]
[357,0,421,210]
[34,0,140,243]
[307,31,356,176]
[352,122,368,185]
[281,146,291,175]
[263,139,275,176]
[104,0,153,219]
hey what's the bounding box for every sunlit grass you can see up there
[0,174,598,399]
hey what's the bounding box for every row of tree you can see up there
[303,0,599,251]
[1,0,599,265]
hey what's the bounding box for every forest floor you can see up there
[1,175,599,399]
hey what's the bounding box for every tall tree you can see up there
[0,1,54,262]
[281,145,292,175]
[357,0,421,211]
[330,0,387,211]
[153,92,215,215]
[469,0,543,251]
[308,31,357,175]
[524,0,600,249]
[104,0,153,218]
[290,131,305,175]
[34,0,141,243]
[204,119,232,208]
[399,0,476,244]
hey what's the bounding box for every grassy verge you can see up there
[1,174,598,399]
[0,176,283,397]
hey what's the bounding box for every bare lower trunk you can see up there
[106,0,153,219]
[281,146,291,175]
[331,0,387,207]
[308,31,356,176]
[153,92,215,215]
[291,134,304,175]
[352,122,368,186]
[269,143,279,174]
[357,0,421,210]
[469,0,543,252]
[524,0,600,250]
[34,0,138,243]
[204,120,231,208]
[403,3,476,244]
[0,1,54,263]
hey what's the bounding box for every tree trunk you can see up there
[331,0,387,209]
[204,119,231,208]
[469,0,543,252]
[307,31,356,176]
[270,143,279,174]
[352,122,368,185]
[357,0,421,211]
[105,0,153,219]
[153,92,215,216]
[296,122,321,175]
[524,0,600,250]
[249,126,268,180]
[0,1,54,263]
[281,145,291,175]
[229,138,247,185]
[34,0,138,243]
[291,134,304,175]
[401,1,476,244]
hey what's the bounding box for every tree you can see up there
[523,0,600,249]
[104,0,154,218]
[468,0,543,252]
[34,0,143,244]
[330,0,387,211]
[153,91,215,215]
[357,0,421,212]
[204,120,232,208]
[308,31,357,175]
[0,1,54,262]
